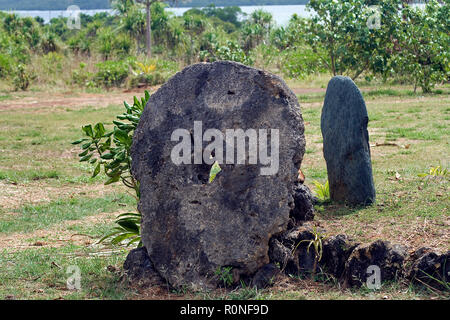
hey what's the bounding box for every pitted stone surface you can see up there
[321,76,375,205]
[131,61,308,288]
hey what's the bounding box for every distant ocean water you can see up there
[1,5,311,26]
[2,3,427,26]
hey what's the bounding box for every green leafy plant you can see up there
[94,60,130,88]
[13,64,34,91]
[305,0,403,80]
[312,180,330,203]
[214,266,233,287]
[99,212,142,247]
[71,62,95,87]
[393,1,449,93]
[292,227,326,275]
[418,166,448,178]
[209,161,222,183]
[129,58,178,87]
[72,90,151,247]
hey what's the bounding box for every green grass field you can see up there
[0,79,448,300]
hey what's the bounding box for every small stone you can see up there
[321,76,376,206]
[251,263,280,289]
[343,240,407,287]
[123,247,163,288]
[269,225,318,277]
[320,234,359,279]
[290,183,315,223]
[407,249,449,291]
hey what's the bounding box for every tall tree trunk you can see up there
[146,0,151,58]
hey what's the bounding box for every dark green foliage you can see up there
[201,4,245,28]
[392,1,449,93]
[214,266,234,287]
[72,91,148,191]
[73,91,151,247]
[200,39,254,65]
[304,0,403,80]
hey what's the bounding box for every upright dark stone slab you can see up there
[131,61,309,289]
[321,76,375,205]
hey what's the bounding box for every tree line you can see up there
[0,0,448,93]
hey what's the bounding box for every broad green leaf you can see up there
[80,154,93,162]
[209,161,222,183]
[72,138,87,145]
[101,153,114,160]
[117,219,140,233]
[114,128,131,145]
[111,232,136,245]
[92,162,101,177]
[78,149,89,157]
[81,141,92,150]
[127,237,142,247]
[94,123,105,138]
[133,96,140,108]
[82,125,94,137]
[105,175,120,185]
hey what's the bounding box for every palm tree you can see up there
[111,0,176,58]
[135,0,153,58]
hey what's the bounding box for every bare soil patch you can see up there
[0,180,120,210]
[0,210,119,249]
[316,208,450,253]
[0,89,158,112]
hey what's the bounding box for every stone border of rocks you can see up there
[123,221,449,292]
[268,222,449,292]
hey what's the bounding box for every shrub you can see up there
[113,33,133,58]
[129,72,165,87]
[241,9,273,52]
[393,1,449,93]
[312,180,330,203]
[42,52,64,74]
[0,53,14,78]
[94,60,130,88]
[200,40,254,65]
[304,0,403,80]
[68,30,92,55]
[129,58,178,88]
[40,32,60,54]
[72,91,151,247]
[282,46,327,79]
[13,64,34,91]
[71,62,94,87]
